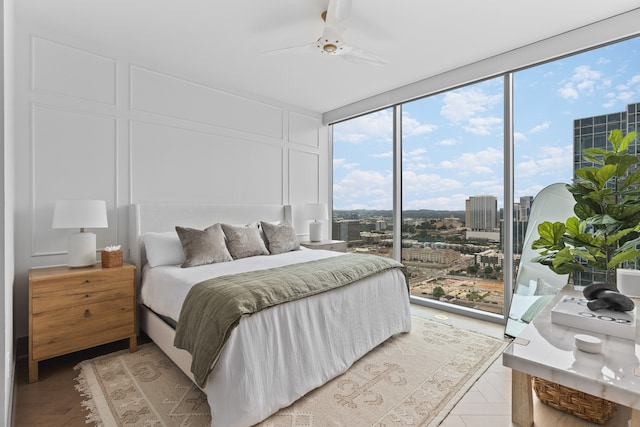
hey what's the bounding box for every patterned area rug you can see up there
[74,316,507,426]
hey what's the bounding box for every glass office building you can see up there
[572,102,640,287]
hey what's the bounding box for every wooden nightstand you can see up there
[28,263,137,383]
[300,240,347,252]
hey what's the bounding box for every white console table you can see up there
[503,287,640,426]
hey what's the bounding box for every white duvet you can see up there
[139,249,412,427]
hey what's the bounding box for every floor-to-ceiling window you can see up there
[402,77,505,316]
[514,37,640,287]
[332,35,640,321]
[332,108,395,258]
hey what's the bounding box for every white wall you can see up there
[3,0,16,424]
[10,22,328,340]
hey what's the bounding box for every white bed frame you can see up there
[129,203,293,382]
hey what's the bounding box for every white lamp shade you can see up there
[305,203,328,221]
[52,200,108,229]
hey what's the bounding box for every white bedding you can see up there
[139,248,412,427]
[140,247,340,322]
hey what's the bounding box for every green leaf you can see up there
[532,221,566,251]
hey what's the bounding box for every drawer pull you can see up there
[84,309,91,318]
[85,294,90,298]
[85,279,90,284]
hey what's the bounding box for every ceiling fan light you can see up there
[323,44,337,53]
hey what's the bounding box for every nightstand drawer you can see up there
[31,268,134,296]
[31,280,133,314]
[32,296,134,360]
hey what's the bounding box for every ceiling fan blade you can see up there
[338,45,389,66]
[325,0,352,33]
[261,42,316,56]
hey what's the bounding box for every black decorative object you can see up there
[583,282,635,312]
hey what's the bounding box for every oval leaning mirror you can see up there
[505,183,575,338]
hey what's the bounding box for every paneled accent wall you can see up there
[12,34,326,337]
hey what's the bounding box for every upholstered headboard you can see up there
[129,203,293,281]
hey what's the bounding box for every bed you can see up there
[129,203,412,427]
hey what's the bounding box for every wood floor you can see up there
[12,309,633,426]
[14,336,150,427]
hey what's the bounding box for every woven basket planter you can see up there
[532,377,616,424]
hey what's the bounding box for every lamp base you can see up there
[68,231,97,267]
[309,221,322,242]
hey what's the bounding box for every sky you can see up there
[333,36,640,212]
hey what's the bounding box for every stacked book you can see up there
[551,295,636,340]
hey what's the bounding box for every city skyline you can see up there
[333,36,640,211]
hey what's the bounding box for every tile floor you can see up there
[410,304,633,427]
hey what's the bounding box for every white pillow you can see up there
[143,231,186,267]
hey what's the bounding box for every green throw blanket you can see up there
[174,253,405,387]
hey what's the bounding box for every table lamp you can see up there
[52,200,108,267]
[305,203,328,242]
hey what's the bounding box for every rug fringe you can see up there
[74,362,104,427]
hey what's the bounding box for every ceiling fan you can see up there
[264,0,388,66]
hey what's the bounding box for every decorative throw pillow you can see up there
[534,277,557,296]
[143,231,186,267]
[260,221,300,255]
[221,223,269,259]
[175,224,232,268]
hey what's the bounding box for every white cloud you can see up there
[438,147,503,175]
[440,85,503,137]
[402,170,463,194]
[514,132,528,142]
[371,151,393,158]
[464,116,503,136]
[557,65,602,101]
[437,138,457,146]
[618,91,635,102]
[402,112,437,137]
[441,88,502,123]
[333,110,393,143]
[333,158,359,170]
[516,145,573,179]
[529,121,550,134]
[333,169,393,210]
[558,84,579,100]
[409,147,427,156]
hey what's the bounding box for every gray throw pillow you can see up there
[260,221,300,255]
[221,223,269,259]
[175,223,232,268]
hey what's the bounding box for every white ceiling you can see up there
[14,1,640,114]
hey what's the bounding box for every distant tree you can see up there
[467,264,479,275]
[484,266,494,275]
[432,286,445,299]
[402,223,415,233]
[466,291,482,301]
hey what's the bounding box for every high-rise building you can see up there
[332,219,361,243]
[512,195,533,255]
[574,102,640,171]
[465,195,498,232]
[572,102,640,286]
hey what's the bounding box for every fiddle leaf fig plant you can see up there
[531,129,640,287]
